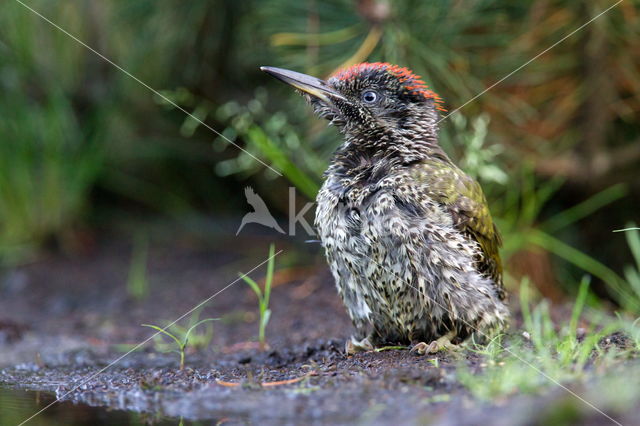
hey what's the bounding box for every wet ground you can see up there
[1,236,639,425]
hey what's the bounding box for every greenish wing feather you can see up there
[412,160,505,296]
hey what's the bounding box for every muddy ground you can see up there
[0,236,638,425]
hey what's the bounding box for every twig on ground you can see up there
[216,371,318,388]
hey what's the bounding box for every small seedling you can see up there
[158,305,216,351]
[142,317,218,370]
[241,243,275,350]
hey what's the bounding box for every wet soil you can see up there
[0,237,638,425]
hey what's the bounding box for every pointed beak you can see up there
[260,66,345,102]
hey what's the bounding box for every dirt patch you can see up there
[1,237,638,425]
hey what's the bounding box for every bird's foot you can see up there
[345,336,374,355]
[410,332,458,355]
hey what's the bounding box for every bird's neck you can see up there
[330,125,452,178]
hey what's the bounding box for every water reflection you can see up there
[0,389,184,425]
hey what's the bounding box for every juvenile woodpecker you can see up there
[262,63,508,354]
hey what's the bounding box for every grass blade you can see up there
[141,324,182,348]
[570,276,590,338]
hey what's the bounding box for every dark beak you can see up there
[260,66,345,102]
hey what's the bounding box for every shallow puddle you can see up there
[0,388,187,426]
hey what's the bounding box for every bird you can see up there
[261,63,509,354]
[236,186,285,235]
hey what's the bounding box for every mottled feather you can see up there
[264,62,509,350]
[412,160,505,298]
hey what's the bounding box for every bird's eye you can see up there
[361,90,379,104]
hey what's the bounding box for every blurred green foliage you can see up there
[0,0,638,309]
[0,89,104,262]
[0,2,108,261]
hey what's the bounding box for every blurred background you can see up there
[0,0,639,311]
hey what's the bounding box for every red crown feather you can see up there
[331,62,446,112]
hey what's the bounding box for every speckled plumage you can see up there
[264,62,509,348]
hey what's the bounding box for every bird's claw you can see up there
[345,336,373,355]
[411,333,458,355]
[410,341,436,355]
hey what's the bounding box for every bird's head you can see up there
[261,62,445,148]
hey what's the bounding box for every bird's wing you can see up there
[412,160,504,295]
[245,187,269,212]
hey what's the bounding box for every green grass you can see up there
[241,243,276,350]
[618,224,640,308]
[142,307,218,370]
[457,277,639,402]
